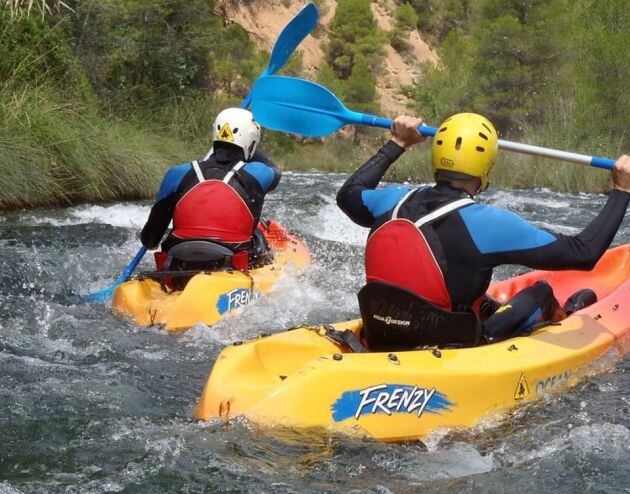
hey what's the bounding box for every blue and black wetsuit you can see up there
[337,141,629,343]
[141,144,280,253]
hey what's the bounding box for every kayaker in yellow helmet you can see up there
[140,108,281,287]
[337,113,630,350]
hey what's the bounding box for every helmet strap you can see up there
[247,141,257,160]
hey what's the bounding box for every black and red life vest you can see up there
[172,159,255,244]
[365,189,475,311]
[359,190,482,350]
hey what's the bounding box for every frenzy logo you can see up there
[216,288,260,315]
[373,314,411,326]
[535,371,571,395]
[331,384,454,422]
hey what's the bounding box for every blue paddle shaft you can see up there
[360,114,437,137]
[591,157,615,170]
[358,113,611,166]
[116,246,147,284]
[359,114,613,169]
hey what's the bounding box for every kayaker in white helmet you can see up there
[140,108,281,288]
[337,113,630,350]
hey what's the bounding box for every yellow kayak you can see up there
[113,220,311,331]
[195,245,630,441]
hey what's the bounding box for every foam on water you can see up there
[17,202,151,228]
[0,483,25,494]
[311,202,367,246]
[487,189,574,210]
[531,220,581,235]
[1,173,629,493]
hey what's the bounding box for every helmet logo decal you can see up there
[217,123,235,142]
[440,158,455,167]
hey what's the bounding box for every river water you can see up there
[0,172,628,493]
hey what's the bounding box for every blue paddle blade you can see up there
[84,246,147,304]
[265,3,319,76]
[84,286,115,304]
[251,76,357,137]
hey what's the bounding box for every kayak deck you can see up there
[112,221,311,331]
[194,245,630,441]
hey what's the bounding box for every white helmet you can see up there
[212,108,261,161]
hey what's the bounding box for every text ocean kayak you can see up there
[195,245,630,441]
[113,220,310,331]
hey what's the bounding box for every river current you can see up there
[0,172,628,493]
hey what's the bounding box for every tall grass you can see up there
[0,84,616,211]
[0,12,204,210]
[2,0,72,19]
[0,2,622,212]
[0,85,198,209]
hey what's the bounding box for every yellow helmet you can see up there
[431,113,498,190]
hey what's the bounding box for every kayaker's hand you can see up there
[391,116,428,149]
[612,155,630,193]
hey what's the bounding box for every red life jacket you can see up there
[172,160,255,244]
[365,189,475,312]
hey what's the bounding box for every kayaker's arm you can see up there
[251,149,281,192]
[336,140,407,227]
[461,190,629,271]
[140,196,177,250]
[520,189,629,270]
[140,163,190,250]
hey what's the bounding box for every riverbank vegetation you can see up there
[0,0,627,210]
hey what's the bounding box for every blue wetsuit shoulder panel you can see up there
[156,163,191,202]
[459,203,557,254]
[243,161,277,192]
[361,185,414,219]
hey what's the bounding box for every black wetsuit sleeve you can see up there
[140,195,178,250]
[491,190,629,270]
[252,149,281,192]
[336,140,406,227]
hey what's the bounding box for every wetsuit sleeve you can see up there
[460,190,629,270]
[140,163,190,250]
[250,149,281,192]
[336,140,407,227]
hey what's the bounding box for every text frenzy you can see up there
[228,288,259,308]
[216,288,260,315]
[354,384,437,419]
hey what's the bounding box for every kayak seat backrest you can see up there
[358,281,482,351]
[164,240,233,270]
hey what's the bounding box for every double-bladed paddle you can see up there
[85,3,319,304]
[249,75,616,170]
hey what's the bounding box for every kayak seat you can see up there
[358,281,482,351]
[163,240,234,271]
[563,288,597,315]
